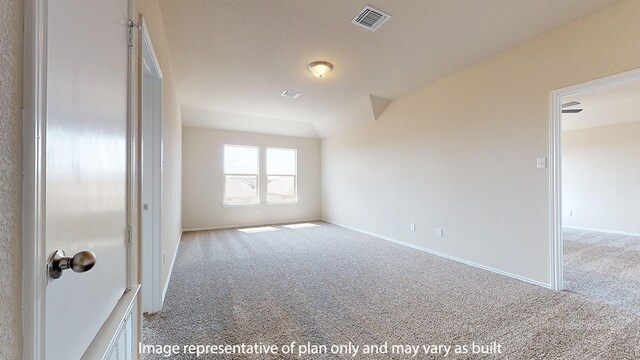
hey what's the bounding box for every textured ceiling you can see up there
[160,0,621,138]
[562,79,640,131]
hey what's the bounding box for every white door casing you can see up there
[23,0,138,359]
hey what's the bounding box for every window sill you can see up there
[266,201,298,206]
[223,202,261,208]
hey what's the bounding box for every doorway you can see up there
[140,20,164,314]
[550,69,640,308]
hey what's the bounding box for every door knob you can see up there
[48,249,97,279]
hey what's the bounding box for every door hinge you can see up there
[128,20,141,48]
[126,225,133,246]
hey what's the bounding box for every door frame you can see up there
[139,19,164,314]
[22,0,48,357]
[22,0,138,358]
[548,67,640,291]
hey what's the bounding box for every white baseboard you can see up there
[183,218,322,232]
[563,226,640,237]
[161,230,182,306]
[322,219,551,289]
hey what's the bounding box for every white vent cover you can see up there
[281,90,301,98]
[351,5,391,31]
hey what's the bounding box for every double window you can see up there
[224,145,297,205]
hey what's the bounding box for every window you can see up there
[224,145,259,205]
[266,148,297,203]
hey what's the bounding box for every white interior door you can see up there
[141,40,163,313]
[45,0,130,359]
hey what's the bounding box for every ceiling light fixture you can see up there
[307,61,333,78]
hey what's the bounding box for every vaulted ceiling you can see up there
[159,0,621,138]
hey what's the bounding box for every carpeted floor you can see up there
[144,222,640,359]
[564,228,640,315]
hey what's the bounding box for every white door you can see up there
[45,0,130,359]
[141,43,163,313]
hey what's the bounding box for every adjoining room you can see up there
[561,80,640,313]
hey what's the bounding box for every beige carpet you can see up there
[564,228,640,315]
[144,222,640,359]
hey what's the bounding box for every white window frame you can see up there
[266,147,298,204]
[223,144,260,206]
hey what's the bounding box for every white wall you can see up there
[321,0,640,286]
[0,0,23,356]
[182,127,321,230]
[563,121,640,235]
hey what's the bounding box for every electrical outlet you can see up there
[163,251,167,265]
[410,223,416,231]
[437,228,444,237]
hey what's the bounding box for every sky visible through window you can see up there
[267,148,296,175]
[224,146,258,174]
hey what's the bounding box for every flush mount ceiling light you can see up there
[307,61,333,78]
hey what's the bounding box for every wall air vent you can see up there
[281,90,301,98]
[351,5,391,31]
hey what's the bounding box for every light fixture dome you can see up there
[307,61,333,78]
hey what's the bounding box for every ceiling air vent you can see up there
[281,90,301,99]
[351,5,391,31]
